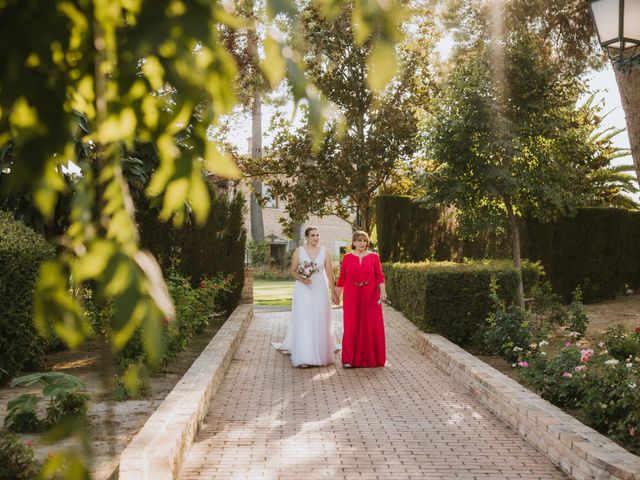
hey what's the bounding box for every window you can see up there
[263,183,280,209]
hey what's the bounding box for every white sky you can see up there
[227,41,633,170]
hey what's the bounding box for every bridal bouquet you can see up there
[297,260,319,279]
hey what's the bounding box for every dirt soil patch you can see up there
[584,293,640,334]
[0,316,226,479]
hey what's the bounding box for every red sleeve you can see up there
[374,254,385,284]
[336,255,347,287]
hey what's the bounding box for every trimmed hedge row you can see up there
[383,260,541,347]
[137,189,246,313]
[376,195,509,263]
[523,208,640,302]
[0,211,55,383]
[377,195,440,262]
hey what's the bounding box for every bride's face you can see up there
[306,230,320,246]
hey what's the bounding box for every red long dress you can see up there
[337,252,386,367]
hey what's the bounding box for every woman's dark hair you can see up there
[304,226,319,237]
[351,230,369,250]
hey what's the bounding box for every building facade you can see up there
[238,181,354,265]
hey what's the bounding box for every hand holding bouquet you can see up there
[297,261,319,285]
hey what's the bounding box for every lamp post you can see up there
[587,0,640,71]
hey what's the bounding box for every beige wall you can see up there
[238,181,353,260]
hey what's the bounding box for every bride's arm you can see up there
[290,248,308,284]
[325,249,336,292]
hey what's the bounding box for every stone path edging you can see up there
[386,307,640,480]
[118,304,253,480]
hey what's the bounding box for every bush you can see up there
[383,259,541,347]
[0,432,41,480]
[601,325,640,362]
[524,207,640,302]
[0,210,56,383]
[483,277,531,362]
[252,264,291,280]
[137,189,246,314]
[4,372,89,433]
[117,270,234,369]
[515,328,640,455]
[247,240,270,266]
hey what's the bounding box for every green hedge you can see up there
[383,260,541,347]
[0,211,55,383]
[376,195,509,263]
[377,195,440,262]
[137,189,246,313]
[523,208,640,302]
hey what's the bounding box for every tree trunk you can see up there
[289,221,302,250]
[505,198,525,310]
[247,27,264,242]
[613,67,640,185]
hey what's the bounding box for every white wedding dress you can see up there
[272,246,338,367]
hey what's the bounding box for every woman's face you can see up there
[353,237,368,252]
[306,229,320,246]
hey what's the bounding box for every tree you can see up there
[242,3,435,234]
[418,7,624,309]
[442,0,640,188]
[221,0,267,242]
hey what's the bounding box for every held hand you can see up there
[304,278,312,286]
[380,292,388,303]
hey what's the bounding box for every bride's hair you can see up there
[304,226,319,237]
[351,230,369,250]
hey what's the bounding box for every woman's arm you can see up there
[334,254,347,303]
[378,283,387,303]
[325,249,336,292]
[374,254,387,302]
[290,248,311,285]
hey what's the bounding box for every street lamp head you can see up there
[587,0,640,72]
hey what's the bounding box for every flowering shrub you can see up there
[601,324,640,362]
[0,432,41,479]
[516,326,640,455]
[483,277,531,362]
[118,271,235,370]
[517,344,582,408]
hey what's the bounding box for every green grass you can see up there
[254,279,295,306]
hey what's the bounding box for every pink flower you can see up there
[517,361,529,368]
[580,349,594,363]
[630,426,636,436]
[575,365,586,372]
[562,372,573,378]
[25,440,33,448]
[564,342,572,347]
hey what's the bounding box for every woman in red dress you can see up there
[333,231,387,368]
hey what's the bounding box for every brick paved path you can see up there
[179,308,566,480]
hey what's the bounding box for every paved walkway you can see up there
[179,308,566,480]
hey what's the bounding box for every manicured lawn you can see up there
[254,279,295,306]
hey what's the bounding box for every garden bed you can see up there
[466,293,640,459]
[0,315,227,480]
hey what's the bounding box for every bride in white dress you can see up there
[272,226,339,367]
